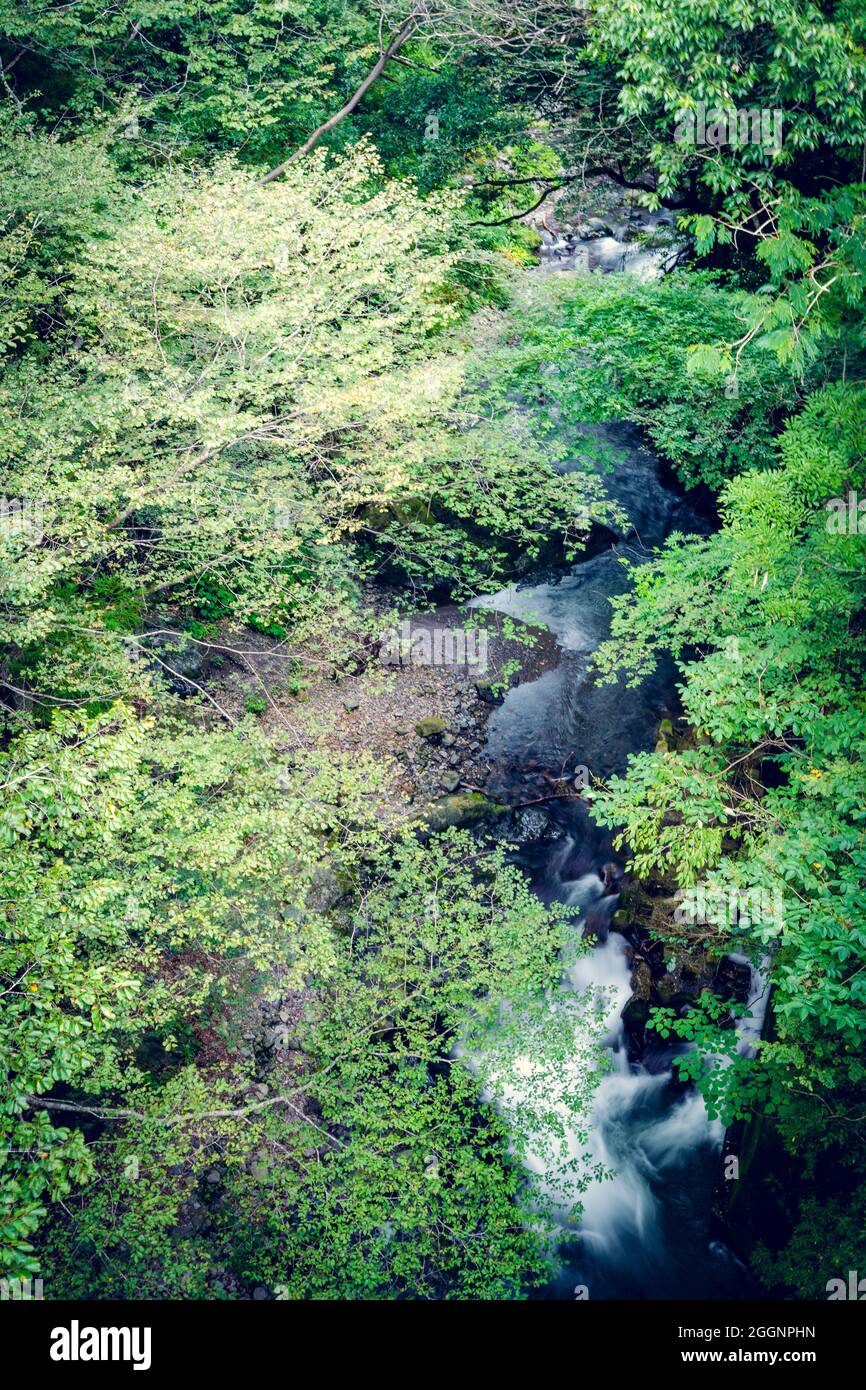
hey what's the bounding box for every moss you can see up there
[415,716,449,739]
[419,793,508,831]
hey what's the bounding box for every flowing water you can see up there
[468,234,766,1297]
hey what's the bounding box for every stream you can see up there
[469,215,766,1299]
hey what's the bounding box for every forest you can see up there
[0,0,864,1306]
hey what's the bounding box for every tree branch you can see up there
[468,165,690,223]
[259,19,417,182]
[26,1091,342,1137]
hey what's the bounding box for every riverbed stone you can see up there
[474,680,503,705]
[656,949,716,1007]
[420,792,507,831]
[415,715,448,740]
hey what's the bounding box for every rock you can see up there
[610,908,630,933]
[142,631,211,696]
[420,792,507,832]
[267,1025,292,1048]
[578,218,613,240]
[306,863,343,913]
[622,959,654,1052]
[250,1149,271,1182]
[415,716,448,740]
[188,1202,208,1231]
[715,956,753,1003]
[342,696,361,711]
[204,1168,221,1185]
[601,861,624,894]
[474,681,502,705]
[441,771,461,793]
[252,1286,269,1301]
[656,949,716,1007]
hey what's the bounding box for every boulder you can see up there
[415,716,448,740]
[601,861,624,894]
[622,959,653,1027]
[655,949,716,1007]
[577,218,614,240]
[143,631,211,696]
[420,792,507,832]
[305,863,343,913]
[715,956,753,1003]
[474,681,503,705]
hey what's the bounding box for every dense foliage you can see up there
[588,383,866,1295]
[1,0,864,1300]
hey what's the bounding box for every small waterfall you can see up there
[540,858,733,1297]
[463,846,743,1296]
[729,951,773,1057]
[461,815,766,1296]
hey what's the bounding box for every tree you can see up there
[586,384,866,1287]
[585,0,866,366]
[3,706,596,1292]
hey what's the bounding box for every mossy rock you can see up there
[415,716,448,740]
[610,907,630,933]
[420,793,508,832]
[655,949,715,1006]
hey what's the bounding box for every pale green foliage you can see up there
[0,142,458,652]
[0,132,606,702]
